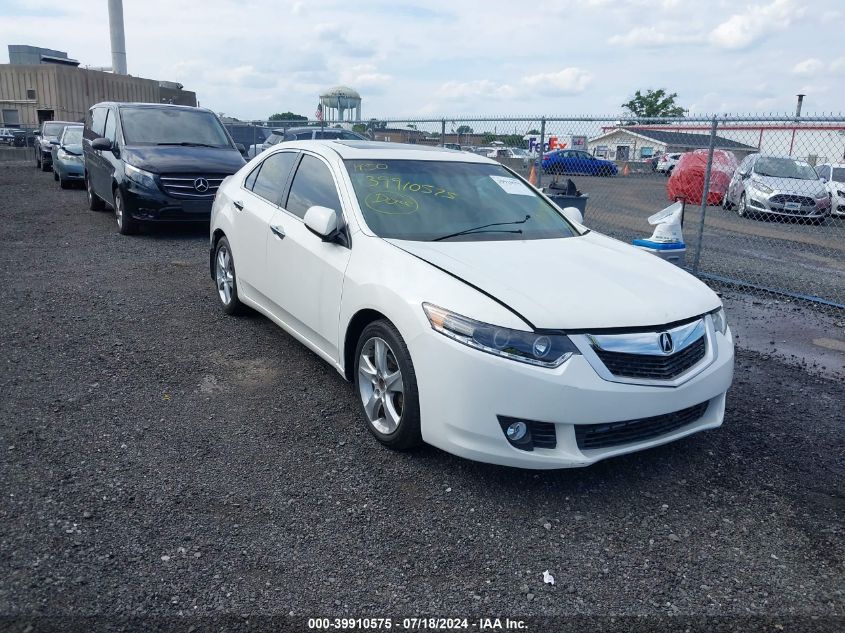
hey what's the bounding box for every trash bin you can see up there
[547,193,589,219]
[632,238,687,268]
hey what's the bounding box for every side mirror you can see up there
[304,205,346,245]
[235,143,246,155]
[92,137,112,151]
[561,206,584,225]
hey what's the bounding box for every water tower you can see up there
[319,86,362,122]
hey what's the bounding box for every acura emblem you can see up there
[659,332,674,354]
[193,177,209,192]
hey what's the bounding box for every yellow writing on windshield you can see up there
[365,175,458,200]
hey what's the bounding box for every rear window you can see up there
[119,108,231,148]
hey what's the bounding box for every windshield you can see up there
[754,157,818,180]
[119,108,231,147]
[62,127,83,145]
[345,160,580,242]
[43,122,65,137]
[831,168,845,182]
[510,148,529,156]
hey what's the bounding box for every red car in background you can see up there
[667,149,739,206]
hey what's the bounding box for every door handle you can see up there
[233,200,244,211]
[270,224,285,239]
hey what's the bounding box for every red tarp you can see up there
[667,149,739,205]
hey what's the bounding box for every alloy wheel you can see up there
[114,192,124,228]
[357,337,405,435]
[215,245,235,305]
[737,193,747,217]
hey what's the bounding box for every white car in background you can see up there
[209,140,733,469]
[815,162,845,217]
[656,152,683,175]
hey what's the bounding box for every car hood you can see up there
[60,144,83,156]
[121,145,246,174]
[752,175,825,196]
[386,232,720,330]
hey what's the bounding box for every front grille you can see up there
[575,401,710,450]
[593,336,705,380]
[159,174,228,199]
[769,194,815,206]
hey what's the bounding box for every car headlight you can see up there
[752,181,773,194]
[125,163,158,189]
[711,307,728,335]
[423,303,580,368]
[57,149,79,161]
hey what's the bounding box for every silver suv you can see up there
[723,154,830,222]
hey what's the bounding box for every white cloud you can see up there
[521,68,593,95]
[830,58,845,73]
[792,58,824,76]
[608,25,693,47]
[710,0,804,49]
[436,80,515,100]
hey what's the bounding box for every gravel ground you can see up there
[0,162,843,630]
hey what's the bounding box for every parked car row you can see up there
[659,147,839,224]
[29,106,735,469]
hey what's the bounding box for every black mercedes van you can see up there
[83,103,246,235]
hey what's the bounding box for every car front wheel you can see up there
[736,192,748,218]
[354,320,421,451]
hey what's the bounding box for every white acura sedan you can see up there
[209,141,734,469]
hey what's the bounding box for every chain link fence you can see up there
[5,108,842,310]
[232,113,845,310]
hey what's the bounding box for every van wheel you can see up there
[114,189,138,235]
[354,320,422,451]
[86,173,105,210]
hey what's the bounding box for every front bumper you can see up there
[747,191,830,219]
[121,182,214,223]
[409,320,734,469]
[55,159,84,180]
[830,192,845,217]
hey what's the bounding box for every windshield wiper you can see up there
[433,215,531,242]
[156,142,218,148]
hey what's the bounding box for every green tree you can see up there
[268,112,308,122]
[481,133,497,144]
[502,134,523,147]
[367,118,387,130]
[456,125,473,135]
[621,89,685,119]
[527,128,540,135]
[352,123,367,134]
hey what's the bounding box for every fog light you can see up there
[506,420,528,441]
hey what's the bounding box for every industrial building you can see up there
[0,1,195,129]
[588,128,758,161]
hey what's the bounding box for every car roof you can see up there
[93,102,216,115]
[277,140,494,163]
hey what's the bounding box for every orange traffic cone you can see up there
[528,163,538,186]
[622,163,631,177]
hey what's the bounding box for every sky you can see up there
[1,0,843,121]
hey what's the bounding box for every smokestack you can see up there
[108,0,127,75]
[795,94,805,118]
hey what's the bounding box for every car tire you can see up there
[53,170,59,182]
[722,193,733,210]
[354,320,422,451]
[86,173,105,211]
[35,155,40,169]
[41,158,50,172]
[113,188,138,235]
[736,193,748,218]
[213,236,247,316]
[59,178,70,190]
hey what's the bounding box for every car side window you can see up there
[284,154,342,219]
[244,163,261,190]
[295,131,312,140]
[90,107,107,137]
[816,165,830,179]
[250,151,299,205]
[103,110,116,143]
